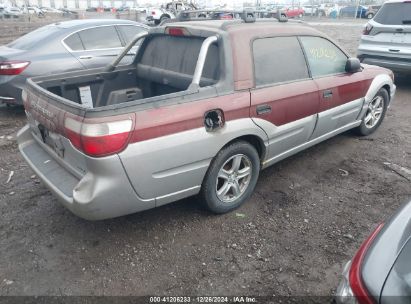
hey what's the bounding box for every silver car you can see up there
[357,0,411,73]
[0,19,147,105]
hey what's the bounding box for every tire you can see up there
[281,14,286,18]
[201,141,260,214]
[160,15,170,23]
[355,88,389,136]
[367,13,374,19]
[154,19,160,25]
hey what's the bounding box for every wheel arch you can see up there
[364,74,394,105]
[222,134,267,161]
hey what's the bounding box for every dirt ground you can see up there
[0,18,410,300]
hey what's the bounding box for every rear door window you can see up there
[374,3,411,25]
[78,26,122,50]
[117,25,146,44]
[64,33,84,51]
[300,36,347,77]
[252,36,309,86]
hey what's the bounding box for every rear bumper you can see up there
[0,75,25,105]
[358,54,411,73]
[17,125,155,220]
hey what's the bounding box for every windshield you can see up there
[374,2,411,25]
[7,25,60,50]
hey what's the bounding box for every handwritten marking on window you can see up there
[308,47,337,61]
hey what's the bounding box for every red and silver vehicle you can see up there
[17,17,396,220]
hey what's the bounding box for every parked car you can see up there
[357,0,411,73]
[24,6,45,17]
[17,18,395,220]
[365,5,381,19]
[336,200,411,303]
[0,19,147,105]
[339,5,368,18]
[281,6,305,18]
[318,3,336,16]
[303,5,319,16]
[0,6,5,19]
[40,7,64,14]
[4,7,23,18]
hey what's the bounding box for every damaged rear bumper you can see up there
[17,124,155,220]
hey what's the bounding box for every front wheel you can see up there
[367,13,374,19]
[200,141,260,214]
[355,88,388,136]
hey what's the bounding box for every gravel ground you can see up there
[0,18,410,299]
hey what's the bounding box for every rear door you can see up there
[63,25,124,69]
[299,36,368,139]
[250,36,320,160]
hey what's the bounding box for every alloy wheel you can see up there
[364,95,384,129]
[216,154,252,203]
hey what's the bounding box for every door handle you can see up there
[79,55,93,59]
[323,89,333,99]
[256,104,272,115]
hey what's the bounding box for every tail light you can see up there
[64,115,134,157]
[166,27,189,36]
[363,24,373,35]
[349,223,384,304]
[0,61,30,75]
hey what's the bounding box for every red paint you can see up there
[349,223,384,304]
[130,92,250,143]
[250,80,320,126]
[314,73,371,112]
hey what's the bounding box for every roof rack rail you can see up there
[171,8,288,24]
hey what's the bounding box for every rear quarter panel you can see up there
[118,91,268,203]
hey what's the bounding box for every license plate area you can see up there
[391,33,406,43]
[26,111,65,158]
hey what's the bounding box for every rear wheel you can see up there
[201,141,260,214]
[355,88,388,136]
[160,15,170,23]
[367,13,374,19]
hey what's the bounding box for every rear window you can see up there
[140,35,220,81]
[374,3,411,25]
[8,25,60,50]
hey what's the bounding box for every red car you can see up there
[282,6,305,18]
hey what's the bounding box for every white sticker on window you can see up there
[79,86,93,108]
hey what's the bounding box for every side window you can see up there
[253,36,309,86]
[300,36,347,77]
[64,33,84,51]
[78,26,122,50]
[117,25,146,45]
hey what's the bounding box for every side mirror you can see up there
[345,58,361,73]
